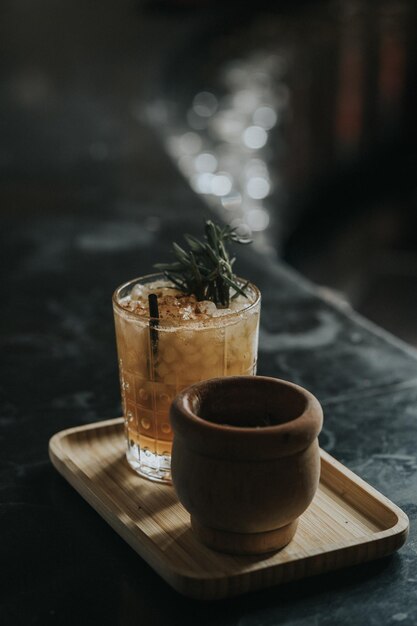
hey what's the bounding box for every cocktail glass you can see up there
[113,273,260,483]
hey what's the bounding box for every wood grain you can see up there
[49,418,409,600]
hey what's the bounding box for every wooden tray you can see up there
[49,418,409,600]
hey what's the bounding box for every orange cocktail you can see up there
[113,273,260,483]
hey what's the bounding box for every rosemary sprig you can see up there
[154,220,252,307]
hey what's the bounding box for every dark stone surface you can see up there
[1,1,416,625]
[239,247,417,403]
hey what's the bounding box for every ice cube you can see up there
[130,284,145,301]
[196,300,218,316]
[230,295,248,311]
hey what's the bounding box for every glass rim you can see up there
[112,272,261,327]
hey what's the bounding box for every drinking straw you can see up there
[148,293,159,360]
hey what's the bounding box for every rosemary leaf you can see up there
[154,220,253,307]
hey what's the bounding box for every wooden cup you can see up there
[170,376,323,555]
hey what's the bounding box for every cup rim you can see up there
[170,376,323,458]
[112,272,261,327]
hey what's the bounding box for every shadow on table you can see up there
[117,551,399,625]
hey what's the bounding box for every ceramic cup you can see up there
[170,376,323,554]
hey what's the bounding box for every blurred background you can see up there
[2,0,417,344]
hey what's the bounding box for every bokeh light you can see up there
[243,126,268,149]
[247,208,270,231]
[193,91,218,117]
[246,177,270,199]
[211,173,233,196]
[253,106,277,129]
[194,152,218,173]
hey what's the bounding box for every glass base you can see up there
[126,441,172,484]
